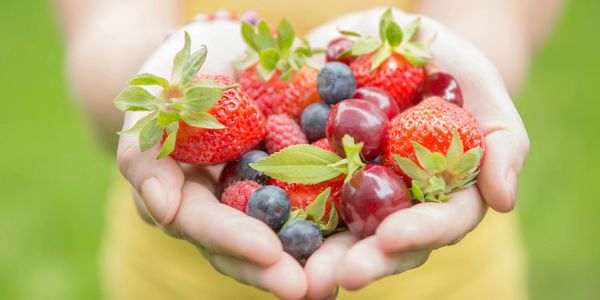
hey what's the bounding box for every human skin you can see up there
[57,1,563,299]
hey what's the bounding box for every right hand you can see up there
[116,21,307,300]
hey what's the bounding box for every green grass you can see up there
[0,0,598,299]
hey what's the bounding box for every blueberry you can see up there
[246,186,291,231]
[317,62,357,105]
[278,220,323,261]
[300,103,331,142]
[237,150,269,184]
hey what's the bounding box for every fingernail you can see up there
[506,169,518,209]
[140,177,167,223]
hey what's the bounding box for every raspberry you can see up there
[220,180,261,212]
[265,114,309,153]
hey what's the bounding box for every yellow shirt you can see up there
[101,2,528,299]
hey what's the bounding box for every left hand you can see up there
[302,7,529,299]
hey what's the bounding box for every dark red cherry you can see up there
[417,72,464,107]
[325,37,356,65]
[341,164,411,237]
[326,99,388,161]
[352,87,399,119]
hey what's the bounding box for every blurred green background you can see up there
[0,0,598,299]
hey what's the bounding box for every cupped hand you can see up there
[116,21,307,300]
[302,7,530,298]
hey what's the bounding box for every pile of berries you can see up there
[114,9,484,262]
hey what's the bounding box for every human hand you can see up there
[302,7,530,298]
[116,21,307,300]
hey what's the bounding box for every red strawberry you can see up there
[221,180,261,212]
[236,19,322,120]
[270,177,343,221]
[169,74,266,164]
[346,9,431,111]
[312,138,335,152]
[381,97,485,202]
[114,32,265,164]
[265,114,309,153]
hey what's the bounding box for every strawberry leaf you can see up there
[181,45,207,87]
[341,135,366,182]
[259,48,280,71]
[157,110,180,126]
[320,207,339,235]
[128,73,169,88]
[256,63,275,81]
[385,22,403,48]
[183,86,224,112]
[241,21,258,51]
[117,112,157,136]
[411,181,425,202]
[351,36,381,55]
[255,21,276,50]
[139,117,164,151]
[157,122,179,159]
[182,112,225,129]
[172,32,191,84]
[113,87,157,111]
[250,144,344,184]
[277,18,295,54]
[370,46,391,71]
[305,188,331,222]
[392,154,430,181]
[338,28,362,37]
[378,8,394,44]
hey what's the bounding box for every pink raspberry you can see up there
[265,114,309,153]
[220,180,261,212]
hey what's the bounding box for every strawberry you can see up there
[312,138,335,152]
[113,32,265,164]
[344,9,431,111]
[221,180,261,212]
[381,97,485,202]
[236,19,322,120]
[270,177,343,222]
[265,114,309,153]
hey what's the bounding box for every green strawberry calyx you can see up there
[235,18,323,81]
[249,134,366,184]
[113,32,237,159]
[392,132,483,203]
[282,187,340,236]
[342,8,433,70]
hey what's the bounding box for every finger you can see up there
[304,232,359,300]
[336,237,430,291]
[207,252,307,300]
[117,112,185,225]
[166,181,283,266]
[376,187,486,252]
[418,16,530,212]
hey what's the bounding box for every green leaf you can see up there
[113,87,156,111]
[128,73,169,88]
[183,86,223,112]
[277,18,295,53]
[341,135,365,182]
[117,112,157,136]
[249,144,344,184]
[445,132,464,166]
[280,68,293,81]
[233,49,259,70]
[283,210,307,228]
[139,117,164,151]
[392,154,430,181]
[351,36,382,55]
[259,48,280,71]
[320,207,339,235]
[182,112,225,129]
[157,110,180,126]
[157,122,179,159]
[378,8,394,43]
[338,29,361,37]
[411,141,433,170]
[400,42,431,67]
[172,32,191,83]
[188,80,238,90]
[423,152,447,174]
[424,175,446,194]
[370,46,391,71]
[452,147,483,175]
[305,188,331,222]
[385,22,403,47]
[411,181,425,202]
[256,63,275,81]
[241,21,258,50]
[181,45,207,86]
[402,18,421,43]
[255,21,276,50]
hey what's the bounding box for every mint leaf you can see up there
[255,21,276,50]
[277,18,295,54]
[183,86,223,112]
[259,48,280,71]
[139,117,163,151]
[182,112,225,129]
[250,144,344,184]
[128,73,169,88]
[113,87,156,111]
[370,46,391,71]
[157,122,179,159]
[241,21,258,50]
[172,32,191,84]
[351,36,381,55]
[157,110,180,126]
[305,188,331,222]
[181,45,207,86]
[385,22,403,47]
